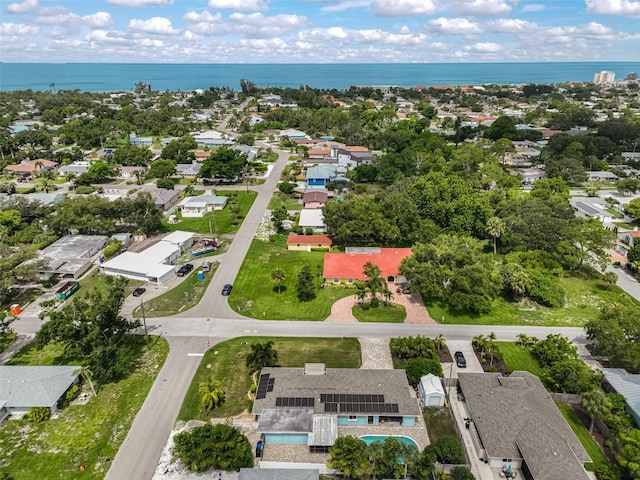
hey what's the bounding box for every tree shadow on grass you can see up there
[272,286,288,293]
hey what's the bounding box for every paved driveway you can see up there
[445,340,483,378]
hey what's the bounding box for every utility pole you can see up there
[140,299,149,348]
[212,211,218,237]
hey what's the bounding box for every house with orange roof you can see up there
[4,159,58,176]
[286,234,332,252]
[323,247,412,285]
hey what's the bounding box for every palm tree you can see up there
[34,159,44,175]
[74,366,97,397]
[246,341,278,372]
[582,388,611,434]
[517,333,530,348]
[39,177,56,193]
[363,262,387,300]
[433,334,446,352]
[382,289,393,307]
[134,169,144,185]
[270,268,285,294]
[354,286,367,307]
[199,376,225,414]
[182,182,195,197]
[603,271,618,290]
[486,216,506,255]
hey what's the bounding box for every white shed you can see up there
[418,373,445,407]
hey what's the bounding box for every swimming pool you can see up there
[359,435,419,449]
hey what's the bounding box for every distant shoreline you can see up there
[2,62,639,93]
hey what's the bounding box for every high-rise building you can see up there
[593,71,616,84]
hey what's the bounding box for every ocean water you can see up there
[1,62,639,93]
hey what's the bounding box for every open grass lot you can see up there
[422,407,458,444]
[178,337,361,422]
[268,192,303,211]
[133,264,217,318]
[1,287,43,310]
[230,236,354,320]
[161,190,257,235]
[352,303,406,323]
[0,338,169,480]
[495,342,546,377]
[557,403,608,472]
[427,273,639,326]
[78,269,144,298]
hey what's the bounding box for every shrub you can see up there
[156,178,176,190]
[390,336,437,360]
[527,270,565,308]
[305,227,314,235]
[57,384,80,409]
[451,467,476,480]
[103,240,123,259]
[427,436,465,464]
[74,186,95,194]
[26,407,51,423]
[249,383,257,393]
[405,357,443,384]
[369,297,380,308]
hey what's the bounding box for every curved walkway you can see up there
[325,291,435,324]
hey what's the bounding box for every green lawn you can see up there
[133,264,217,318]
[161,190,257,235]
[268,191,303,210]
[0,333,17,354]
[230,236,354,320]
[178,337,361,422]
[78,269,144,298]
[422,407,458,444]
[0,338,169,480]
[427,274,639,327]
[352,303,406,323]
[557,403,609,472]
[613,221,635,230]
[495,342,546,377]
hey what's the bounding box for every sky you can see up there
[1,0,639,63]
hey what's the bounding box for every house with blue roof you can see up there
[603,368,640,428]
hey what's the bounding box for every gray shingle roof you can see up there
[0,366,78,409]
[458,371,590,476]
[252,367,420,417]
[239,468,319,480]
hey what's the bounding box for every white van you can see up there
[202,261,211,272]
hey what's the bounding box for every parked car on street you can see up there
[222,284,233,296]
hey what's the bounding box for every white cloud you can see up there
[0,22,39,35]
[239,37,288,49]
[427,17,483,35]
[5,0,38,14]
[83,12,114,29]
[128,17,180,35]
[208,0,269,11]
[319,0,370,12]
[106,0,174,7]
[447,0,515,16]
[229,12,311,37]
[585,0,640,16]
[464,42,503,52]
[371,0,436,17]
[183,10,222,23]
[486,18,538,33]
[34,11,114,29]
[521,4,545,12]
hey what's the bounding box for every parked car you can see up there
[176,263,194,277]
[454,351,467,368]
[222,284,233,296]
[132,287,146,297]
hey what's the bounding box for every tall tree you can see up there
[270,268,285,294]
[617,429,640,480]
[200,147,248,180]
[363,262,388,300]
[296,265,316,301]
[198,377,225,415]
[328,436,369,479]
[485,216,505,255]
[245,341,278,372]
[35,276,141,385]
[581,388,611,434]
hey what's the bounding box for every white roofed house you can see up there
[101,230,193,285]
[175,163,201,178]
[298,209,327,233]
[178,195,229,218]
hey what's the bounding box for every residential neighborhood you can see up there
[1,75,640,480]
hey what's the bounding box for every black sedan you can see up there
[132,287,146,297]
[176,263,194,277]
[222,284,233,296]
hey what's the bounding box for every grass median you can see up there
[352,303,406,323]
[178,336,361,422]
